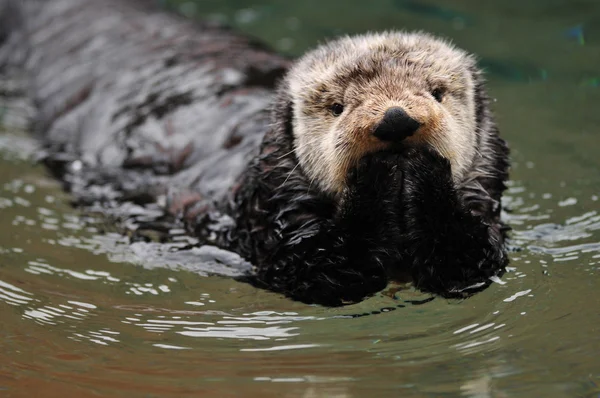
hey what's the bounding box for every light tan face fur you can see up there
[286,31,479,196]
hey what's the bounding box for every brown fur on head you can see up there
[276,31,484,196]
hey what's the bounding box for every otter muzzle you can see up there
[373,107,421,143]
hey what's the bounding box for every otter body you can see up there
[1,0,509,306]
[228,33,509,305]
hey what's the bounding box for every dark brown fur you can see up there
[1,1,510,306]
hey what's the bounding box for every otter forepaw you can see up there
[346,152,404,199]
[341,152,405,236]
[412,242,507,299]
[398,146,456,214]
[402,146,452,181]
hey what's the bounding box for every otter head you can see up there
[275,31,485,196]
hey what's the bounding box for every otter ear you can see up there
[271,80,294,139]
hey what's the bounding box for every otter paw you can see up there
[402,146,451,178]
[399,146,454,209]
[412,249,506,299]
[347,152,404,195]
[342,152,405,225]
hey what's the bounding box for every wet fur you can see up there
[223,57,510,305]
[217,32,510,306]
[2,2,509,307]
[287,32,485,196]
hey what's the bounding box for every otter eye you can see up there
[330,103,344,116]
[431,88,444,103]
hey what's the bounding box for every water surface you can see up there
[1,1,599,397]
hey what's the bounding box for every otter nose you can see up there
[373,107,421,142]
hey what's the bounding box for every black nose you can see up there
[373,107,421,142]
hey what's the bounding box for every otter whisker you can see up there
[279,140,314,160]
[280,161,302,188]
[277,148,297,160]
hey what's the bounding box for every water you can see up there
[1,1,600,396]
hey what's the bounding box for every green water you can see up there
[1,1,599,397]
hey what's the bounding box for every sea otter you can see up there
[222,32,510,305]
[1,0,509,306]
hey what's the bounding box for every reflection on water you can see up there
[1,0,600,397]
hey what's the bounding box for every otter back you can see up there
[0,0,289,206]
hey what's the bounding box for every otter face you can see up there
[285,32,481,196]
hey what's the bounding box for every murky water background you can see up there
[1,1,599,397]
